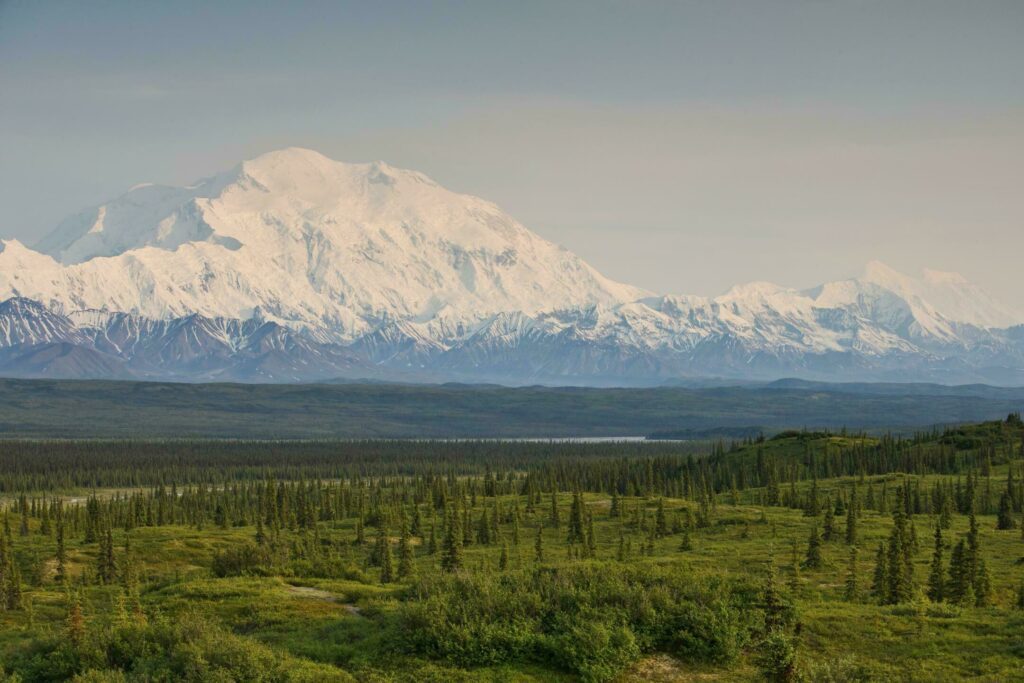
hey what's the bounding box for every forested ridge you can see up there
[0,416,1022,680]
[1,377,1023,438]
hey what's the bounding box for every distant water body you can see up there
[424,436,688,443]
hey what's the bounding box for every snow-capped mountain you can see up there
[4,148,643,335]
[0,147,1021,385]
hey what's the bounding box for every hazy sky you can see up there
[2,1,1022,297]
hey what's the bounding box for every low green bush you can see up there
[393,563,758,682]
[6,613,353,682]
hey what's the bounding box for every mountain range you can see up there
[1,147,1022,385]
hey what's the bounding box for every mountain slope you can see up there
[9,148,645,336]
[0,148,1021,385]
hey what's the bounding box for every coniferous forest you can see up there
[0,417,1023,681]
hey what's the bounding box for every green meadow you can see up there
[0,418,1022,681]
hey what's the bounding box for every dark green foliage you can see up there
[379,525,394,584]
[397,521,415,580]
[761,553,796,632]
[997,490,1015,530]
[803,525,822,570]
[843,485,860,544]
[398,564,755,680]
[927,523,945,603]
[880,498,916,605]
[870,543,887,601]
[8,612,350,682]
[947,539,970,605]
[211,543,266,578]
[2,378,1023,440]
[441,506,463,573]
[822,501,836,541]
[844,547,860,602]
[757,630,800,682]
[0,416,1020,680]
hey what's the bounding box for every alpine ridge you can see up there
[1,148,1022,385]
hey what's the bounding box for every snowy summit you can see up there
[0,148,1022,384]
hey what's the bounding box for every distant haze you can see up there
[1,1,1022,298]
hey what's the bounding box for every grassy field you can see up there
[0,424,1022,680]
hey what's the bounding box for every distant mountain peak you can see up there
[718,281,790,302]
[9,148,647,331]
[859,259,1022,329]
[0,149,1022,384]
[921,268,969,286]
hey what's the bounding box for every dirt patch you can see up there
[619,654,725,682]
[286,584,361,615]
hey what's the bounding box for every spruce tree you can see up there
[762,550,790,632]
[997,490,1015,530]
[788,540,801,592]
[97,526,117,585]
[476,509,491,546]
[5,560,22,610]
[823,500,836,542]
[355,516,365,546]
[803,524,823,570]
[585,511,596,558]
[55,518,67,585]
[965,513,990,606]
[379,527,394,584]
[974,557,992,607]
[805,473,820,517]
[679,526,692,551]
[884,508,914,604]
[948,538,972,606]
[843,546,860,602]
[462,507,473,547]
[410,504,422,537]
[427,522,437,555]
[397,522,414,580]
[440,508,463,573]
[960,575,977,608]
[65,589,85,646]
[655,498,668,538]
[255,517,267,546]
[498,543,509,571]
[567,492,585,544]
[871,542,888,602]
[845,486,859,545]
[926,523,945,603]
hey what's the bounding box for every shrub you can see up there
[6,612,354,682]
[756,631,799,682]
[395,563,758,679]
[211,543,267,578]
[668,600,749,664]
[545,612,640,682]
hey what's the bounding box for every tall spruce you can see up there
[440,506,463,573]
[843,546,860,602]
[803,524,823,570]
[926,523,946,603]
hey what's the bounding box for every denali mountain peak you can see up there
[0,148,1022,384]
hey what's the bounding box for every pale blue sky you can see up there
[2,1,1022,296]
